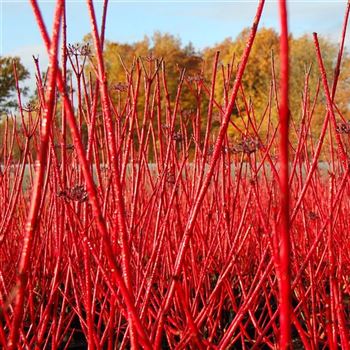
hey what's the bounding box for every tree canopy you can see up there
[2,29,349,123]
[87,28,350,138]
[2,28,350,153]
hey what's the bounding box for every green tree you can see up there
[0,56,29,114]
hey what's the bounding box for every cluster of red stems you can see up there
[1,0,350,349]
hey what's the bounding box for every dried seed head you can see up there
[230,138,262,155]
[308,211,319,220]
[67,43,80,56]
[166,172,175,184]
[67,43,92,57]
[23,102,38,113]
[57,185,88,203]
[336,121,350,134]
[80,43,92,57]
[231,144,244,154]
[187,73,204,84]
[114,82,129,92]
[172,131,183,142]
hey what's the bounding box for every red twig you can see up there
[277,1,291,348]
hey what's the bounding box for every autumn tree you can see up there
[78,29,350,149]
[203,28,350,141]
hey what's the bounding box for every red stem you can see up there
[153,1,265,346]
[8,2,63,348]
[278,1,291,348]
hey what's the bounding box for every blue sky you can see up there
[0,1,348,89]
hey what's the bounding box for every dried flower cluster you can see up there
[67,43,92,57]
[220,138,261,155]
[336,121,350,134]
[114,82,129,92]
[187,74,204,84]
[57,185,88,203]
